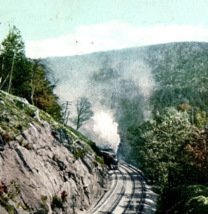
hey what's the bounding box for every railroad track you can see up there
[121,163,146,214]
[88,162,146,214]
[87,169,120,214]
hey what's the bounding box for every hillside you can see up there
[0,90,108,214]
[44,42,208,161]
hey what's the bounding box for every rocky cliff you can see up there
[0,90,108,214]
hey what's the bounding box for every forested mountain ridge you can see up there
[1,24,207,213]
[45,41,208,213]
[45,41,208,157]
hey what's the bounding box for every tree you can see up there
[0,26,62,121]
[0,25,27,94]
[130,107,193,187]
[129,108,196,213]
[71,97,93,130]
[27,59,62,121]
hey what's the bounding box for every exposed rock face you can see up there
[0,120,108,214]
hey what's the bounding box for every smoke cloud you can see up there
[92,111,120,153]
[45,47,156,155]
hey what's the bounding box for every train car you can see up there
[100,150,118,170]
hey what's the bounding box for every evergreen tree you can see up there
[0,25,30,96]
[27,59,62,121]
[0,26,62,121]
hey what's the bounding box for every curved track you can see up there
[88,162,146,214]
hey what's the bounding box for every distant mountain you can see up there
[43,42,208,161]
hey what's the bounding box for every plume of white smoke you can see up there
[91,111,120,153]
[121,60,156,98]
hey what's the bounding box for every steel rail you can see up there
[91,169,120,213]
[123,163,146,214]
[120,163,135,214]
[106,167,127,213]
[88,162,146,214]
[87,170,118,214]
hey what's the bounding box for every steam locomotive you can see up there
[100,149,118,170]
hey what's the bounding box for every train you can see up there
[100,149,118,170]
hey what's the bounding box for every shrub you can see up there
[92,161,98,167]
[16,202,30,212]
[0,181,16,214]
[2,133,11,143]
[0,181,8,196]
[16,124,23,131]
[95,155,105,167]
[40,195,48,213]
[22,142,33,150]
[73,147,87,160]
[51,195,63,210]
[61,191,67,201]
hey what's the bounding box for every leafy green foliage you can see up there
[51,195,63,210]
[40,195,49,213]
[0,180,29,214]
[73,147,88,160]
[130,108,208,213]
[0,26,62,121]
[15,202,30,212]
[130,108,193,188]
[0,196,15,214]
[7,180,20,202]
[194,109,208,129]
[28,59,62,120]
[156,185,208,214]
[95,155,105,167]
[149,45,208,128]
[0,25,29,96]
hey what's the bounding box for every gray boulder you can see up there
[0,121,108,214]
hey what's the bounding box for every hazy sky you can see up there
[1,0,208,58]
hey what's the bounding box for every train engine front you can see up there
[100,150,118,170]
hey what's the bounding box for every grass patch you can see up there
[73,147,88,160]
[40,195,48,213]
[16,202,30,212]
[0,196,16,214]
[95,155,105,167]
[0,90,105,167]
[7,180,20,202]
[92,161,98,167]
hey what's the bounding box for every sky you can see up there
[1,0,208,58]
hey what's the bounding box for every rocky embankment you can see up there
[0,91,109,214]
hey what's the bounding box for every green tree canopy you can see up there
[0,26,62,121]
[129,107,193,188]
[0,25,29,95]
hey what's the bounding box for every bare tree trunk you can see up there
[8,52,15,94]
[30,62,36,105]
[0,74,9,90]
[76,115,80,130]
[1,54,4,75]
[31,85,35,105]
